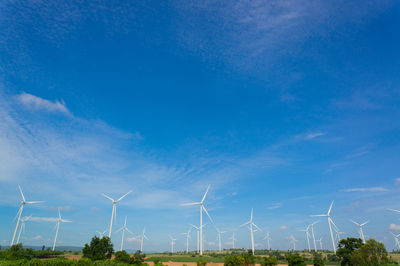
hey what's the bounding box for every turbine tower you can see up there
[311,200,337,254]
[140,227,149,252]
[350,220,368,243]
[216,228,226,252]
[263,232,271,250]
[11,185,44,246]
[309,222,318,252]
[240,208,262,255]
[230,232,236,249]
[116,216,133,251]
[102,190,132,238]
[299,225,311,251]
[316,237,323,250]
[182,228,191,253]
[169,236,176,253]
[16,216,31,244]
[53,208,71,251]
[289,235,298,250]
[182,185,213,255]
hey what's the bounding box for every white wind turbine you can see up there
[169,236,177,253]
[309,222,318,252]
[390,232,400,250]
[216,228,227,252]
[182,185,213,255]
[299,225,311,251]
[230,232,236,249]
[240,208,262,255]
[350,220,368,243]
[102,190,132,238]
[316,237,323,250]
[311,201,337,254]
[288,235,298,250]
[116,216,133,251]
[52,208,71,251]
[331,222,345,242]
[263,232,272,250]
[11,185,44,246]
[139,227,149,252]
[16,216,31,244]
[96,229,107,238]
[182,228,191,253]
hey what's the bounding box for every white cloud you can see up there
[389,224,400,231]
[28,216,59,222]
[268,202,282,210]
[305,132,325,140]
[280,225,288,230]
[16,92,71,116]
[341,187,388,193]
[395,177,400,185]
[126,237,139,243]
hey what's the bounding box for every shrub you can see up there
[224,254,245,266]
[114,250,134,264]
[197,259,207,266]
[82,236,113,261]
[261,256,278,266]
[313,253,325,266]
[5,244,34,260]
[286,253,306,266]
[350,239,389,266]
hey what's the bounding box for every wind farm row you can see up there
[8,184,400,253]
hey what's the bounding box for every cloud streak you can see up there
[16,92,71,116]
[341,187,389,193]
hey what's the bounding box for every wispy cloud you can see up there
[305,132,325,140]
[341,187,389,193]
[16,92,71,116]
[389,224,400,231]
[268,203,283,210]
[28,216,59,222]
[280,225,288,230]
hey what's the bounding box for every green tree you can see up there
[5,244,34,260]
[286,253,306,266]
[313,253,325,266]
[224,254,245,266]
[336,238,363,266]
[133,250,146,264]
[261,256,278,266]
[197,259,207,266]
[350,239,389,266]
[115,250,135,264]
[82,236,113,261]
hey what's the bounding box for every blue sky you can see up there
[1,0,400,252]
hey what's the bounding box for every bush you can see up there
[261,256,278,266]
[114,250,134,264]
[224,254,245,266]
[350,239,389,266]
[286,253,306,266]
[197,259,207,266]
[313,253,325,266]
[82,236,113,261]
[5,244,34,260]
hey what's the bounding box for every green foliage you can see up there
[337,237,363,266]
[261,256,278,266]
[224,254,246,266]
[350,239,389,266]
[82,236,114,261]
[286,253,306,266]
[5,244,34,260]
[114,251,135,264]
[196,258,207,266]
[133,251,145,264]
[312,253,325,266]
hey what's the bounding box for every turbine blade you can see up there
[201,185,211,203]
[58,208,61,219]
[61,219,72,223]
[360,221,369,226]
[26,201,44,204]
[126,228,133,234]
[388,208,400,213]
[102,194,114,202]
[190,224,199,230]
[18,185,26,202]
[327,200,334,215]
[115,227,123,233]
[251,208,253,221]
[144,235,149,240]
[202,206,213,223]
[350,220,360,226]
[181,202,201,206]
[311,214,327,217]
[253,223,262,232]
[117,190,132,202]
[240,221,251,227]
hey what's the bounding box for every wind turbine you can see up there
[52,208,71,251]
[288,235,298,250]
[311,201,337,254]
[116,216,133,251]
[182,228,191,253]
[390,232,400,250]
[102,190,132,238]
[299,225,311,251]
[309,222,318,252]
[350,220,368,243]
[216,228,227,252]
[96,229,107,238]
[316,237,323,250]
[230,232,236,249]
[11,185,44,246]
[139,227,149,252]
[240,208,262,255]
[16,216,31,244]
[263,232,271,250]
[169,236,177,253]
[182,185,213,255]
